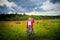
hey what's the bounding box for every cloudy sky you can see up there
[0,0,60,16]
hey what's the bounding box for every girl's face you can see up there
[28,18,31,21]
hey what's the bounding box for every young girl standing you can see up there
[26,17,34,35]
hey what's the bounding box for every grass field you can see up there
[0,19,60,40]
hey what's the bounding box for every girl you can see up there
[26,17,34,35]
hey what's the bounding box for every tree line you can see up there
[0,14,60,21]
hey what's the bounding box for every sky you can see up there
[0,0,60,16]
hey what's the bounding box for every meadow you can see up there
[0,19,60,40]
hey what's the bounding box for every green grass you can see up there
[0,19,60,40]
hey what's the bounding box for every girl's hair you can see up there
[27,17,31,21]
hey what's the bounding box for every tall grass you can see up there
[0,20,60,40]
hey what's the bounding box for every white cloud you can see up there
[0,0,16,7]
[40,0,60,11]
[36,0,60,16]
[25,11,60,16]
[40,0,53,10]
[0,0,17,14]
[0,0,60,16]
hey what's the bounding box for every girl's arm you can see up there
[26,22,28,28]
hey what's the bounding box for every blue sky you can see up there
[0,0,60,16]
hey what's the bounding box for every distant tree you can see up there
[23,12,26,15]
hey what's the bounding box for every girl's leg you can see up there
[28,25,31,35]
